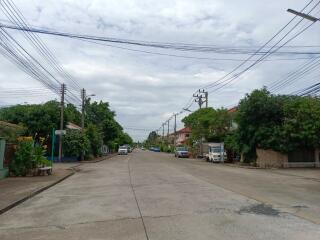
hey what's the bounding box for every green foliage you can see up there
[85,99,132,150]
[10,139,34,176]
[145,131,159,147]
[235,88,320,162]
[0,123,25,143]
[33,142,51,167]
[224,132,240,153]
[182,107,231,142]
[63,130,90,157]
[0,101,81,137]
[85,123,103,157]
[1,99,133,158]
[65,103,81,125]
[118,132,133,145]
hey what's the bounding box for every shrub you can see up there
[10,138,33,176]
[85,123,102,157]
[33,143,51,167]
[63,130,90,157]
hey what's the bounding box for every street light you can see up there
[183,108,192,112]
[287,8,319,22]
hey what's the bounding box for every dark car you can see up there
[174,146,189,158]
[149,146,160,152]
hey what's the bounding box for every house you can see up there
[228,106,238,130]
[175,127,191,145]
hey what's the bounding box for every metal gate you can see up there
[288,148,315,163]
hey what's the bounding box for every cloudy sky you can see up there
[0,0,319,141]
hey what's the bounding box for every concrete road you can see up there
[0,150,319,240]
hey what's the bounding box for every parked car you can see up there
[118,146,128,155]
[141,147,145,150]
[149,146,160,152]
[174,146,189,158]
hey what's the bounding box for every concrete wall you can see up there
[256,148,320,168]
[256,148,288,168]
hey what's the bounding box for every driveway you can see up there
[0,150,319,240]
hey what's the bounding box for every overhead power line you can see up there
[0,0,82,106]
[1,23,320,57]
[203,0,320,94]
[268,57,320,93]
[0,0,81,92]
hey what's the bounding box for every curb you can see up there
[223,163,262,169]
[80,153,118,163]
[0,170,75,215]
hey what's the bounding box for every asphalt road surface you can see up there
[0,150,319,240]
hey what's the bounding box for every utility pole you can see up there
[193,89,208,156]
[205,91,208,108]
[174,113,177,148]
[59,83,66,162]
[81,88,86,129]
[193,89,208,109]
[80,88,86,161]
[162,123,165,139]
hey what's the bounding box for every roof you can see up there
[0,121,24,129]
[176,127,191,134]
[66,122,82,130]
[228,106,238,113]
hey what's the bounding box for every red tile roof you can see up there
[228,106,238,113]
[176,127,191,134]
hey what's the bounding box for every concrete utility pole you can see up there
[58,83,66,162]
[80,88,86,161]
[167,120,170,139]
[205,91,208,108]
[81,88,86,129]
[193,89,208,109]
[174,113,177,148]
[162,123,165,139]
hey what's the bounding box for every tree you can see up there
[235,88,320,162]
[85,99,127,150]
[85,123,103,157]
[145,131,158,147]
[182,107,231,143]
[117,132,133,146]
[0,101,60,136]
[0,99,133,157]
[0,101,81,137]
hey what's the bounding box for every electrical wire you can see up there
[1,0,81,92]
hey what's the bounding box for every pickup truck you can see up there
[205,143,226,163]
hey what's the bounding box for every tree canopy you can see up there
[0,99,133,156]
[235,88,320,161]
[182,107,231,143]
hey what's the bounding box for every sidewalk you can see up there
[0,154,118,214]
[0,163,78,214]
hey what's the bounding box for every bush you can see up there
[235,89,320,162]
[85,123,102,157]
[33,143,51,167]
[63,130,90,157]
[10,138,34,176]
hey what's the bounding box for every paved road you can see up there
[0,150,319,240]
